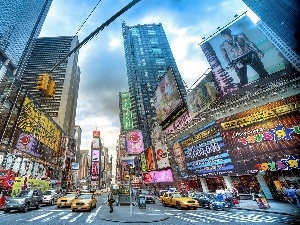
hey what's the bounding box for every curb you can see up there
[232,207,298,217]
[100,216,170,223]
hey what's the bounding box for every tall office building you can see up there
[20,36,80,136]
[74,125,82,163]
[122,22,187,147]
[242,0,300,56]
[0,0,52,73]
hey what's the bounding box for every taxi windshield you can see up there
[172,193,182,198]
[77,194,92,199]
[65,193,76,198]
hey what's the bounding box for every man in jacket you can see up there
[108,191,114,213]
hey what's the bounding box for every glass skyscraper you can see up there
[122,22,187,147]
[242,0,300,56]
[0,0,52,70]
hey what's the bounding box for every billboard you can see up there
[93,130,100,138]
[163,109,193,136]
[126,130,144,154]
[201,16,289,97]
[154,68,183,125]
[140,151,147,172]
[172,122,233,178]
[186,72,217,118]
[142,169,174,183]
[92,138,100,149]
[92,150,100,161]
[154,144,170,169]
[17,97,61,151]
[145,146,156,171]
[216,95,300,173]
[15,133,41,158]
[71,162,79,170]
[91,161,99,181]
[121,92,133,130]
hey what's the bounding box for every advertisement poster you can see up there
[120,156,135,175]
[93,130,100,138]
[140,152,147,172]
[126,130,144,154]
[142,169,174,183]
[216,95,300,173]
[15,133,41,158]
[172,122,233,178]
[154,144,171,169]
[92,150,100,161]
[92,138,100,149]
[201,16,289,97]
[145,146,156,171]
[121,92,133,130]
[154,68,183,124]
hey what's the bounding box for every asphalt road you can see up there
[0,195,299,225]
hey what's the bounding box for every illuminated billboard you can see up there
[91,161,99,181]
[145,146,156,171]
[216,95,300,173]
[92,138,100,149]
[154,144,171,169]
[121,92,133,130]
[17,97,61,151]
[93,130,100,138]
[126,130,144,154]
[154,68,183,125]
[172,122,233,178]
[163,110,192,136]
[201,16,289,97]
[71,163,79,170]
[186,72,217,118]
[92,150,100,161]
[15,133,41,158]
[142,169,174,183]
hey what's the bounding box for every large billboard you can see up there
[92,138,100,149]
[154,68,183,125]
[92,150,100,161]
[142,169,174,183]
[172,122,233,178]
[186,72,217,118]
[15,133,41,158]
[91,161,99,180]
[121,92,133,130]
[93,130,100,138]
[126,130,144,154]
[163,109,193,136]
[145,146,156,171]
[216,95,300,173]
[201,16,289,97]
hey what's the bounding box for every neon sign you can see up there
[255,155,299,171]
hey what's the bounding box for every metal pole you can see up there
[129,168,133,215]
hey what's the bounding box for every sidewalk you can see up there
[99,204,170,223]
[232,199,300,216]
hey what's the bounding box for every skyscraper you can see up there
[122,22,187,147]
[20,36,80,136]
[0,0,53,70]
[242,0,300,56]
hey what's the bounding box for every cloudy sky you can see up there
[39,0,258,159]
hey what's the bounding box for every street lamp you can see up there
[126,164,135,215]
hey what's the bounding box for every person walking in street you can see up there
[108,191,115,213]
[287,185,300,207]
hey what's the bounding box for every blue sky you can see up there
[39,0,258,158]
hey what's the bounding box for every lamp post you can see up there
[126,164,134,215]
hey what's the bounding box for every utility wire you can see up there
[50,0,141,73]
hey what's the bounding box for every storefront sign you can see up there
[255,155,299,171]
[142,169,173,183]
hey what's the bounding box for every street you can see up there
[0,194,299,225]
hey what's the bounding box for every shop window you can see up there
[231,175,260,194]
[205,177,225,193]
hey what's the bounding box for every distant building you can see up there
[121,22,187,147]
[19,36,80,136]
[242,0,300,56]
[74,125,82,163]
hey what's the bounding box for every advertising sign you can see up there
[145,146,156,171]
[71,162,79,170]
[92,138,100,149]
[91,161,99,181]
[17,97,61,151]
[201,16,289,97]
[126,130,144,154]
[172,122,233,178]
[154,144,171,169]
[186,72,217,118]
[92,150,100,162]
[121,92,133,130]
[15,133,41,158]
[93,130,100,138]
[142,169,174,183]
[154,68,183,125]
[140,152,147,172]
[163,110,193,136]
[216,95,300,173]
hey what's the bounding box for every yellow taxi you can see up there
[160,192,199,210]
[71,193,97,212]
[57,192,78,208]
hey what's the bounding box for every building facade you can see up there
[242,0,300,56]
[122,21,187,147]
[19,36,80,136]
[0,0,52,72]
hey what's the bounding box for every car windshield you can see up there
[172,193,182,198]
[77,194,92,199]
[141,190,150,195]
[16,191,30,197]
[65,193,76,198]
[44,191,53,195]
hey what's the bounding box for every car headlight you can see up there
[84,202,89,205]
[19,200,25,204]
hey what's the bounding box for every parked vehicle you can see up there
[190,192,215,208]
[160,192,199,209]
[4,189,43,213]
[140,190,155,204]
[57,192,78,208]
[71,193,97,212]
[42,189,59,206]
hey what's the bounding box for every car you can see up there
[42,189,59,206]
[140,190,155,204]
[160,192,199,210]
[71,193,97,212]
[190,192,215,208]
[94,189,102,195]
[57,192,78,207]
[207,195,227,210]
[4,189,43,213]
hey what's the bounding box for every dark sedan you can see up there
[190,192,215,208]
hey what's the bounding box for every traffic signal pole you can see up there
[49,0,141,73]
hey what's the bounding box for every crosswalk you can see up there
[147,207,300,224]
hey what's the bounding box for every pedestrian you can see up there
[287,185,300,207]
[232,187,239,200]
[108,191,115,213]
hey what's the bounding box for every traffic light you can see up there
[36,73,50,91]
[46,79,56,97]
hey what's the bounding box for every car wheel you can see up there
[209,203,213,210]
[36,202,41,209]
[94,203,97,208]
[50,200,54,206]
[162,200,166,207]
[72,209,75,212]
[4,209,10,213]
[176,202,182,210]
[88,205,92,212]
[57,205,60,208]
[22,203,29,213]
[153,201,155,204]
